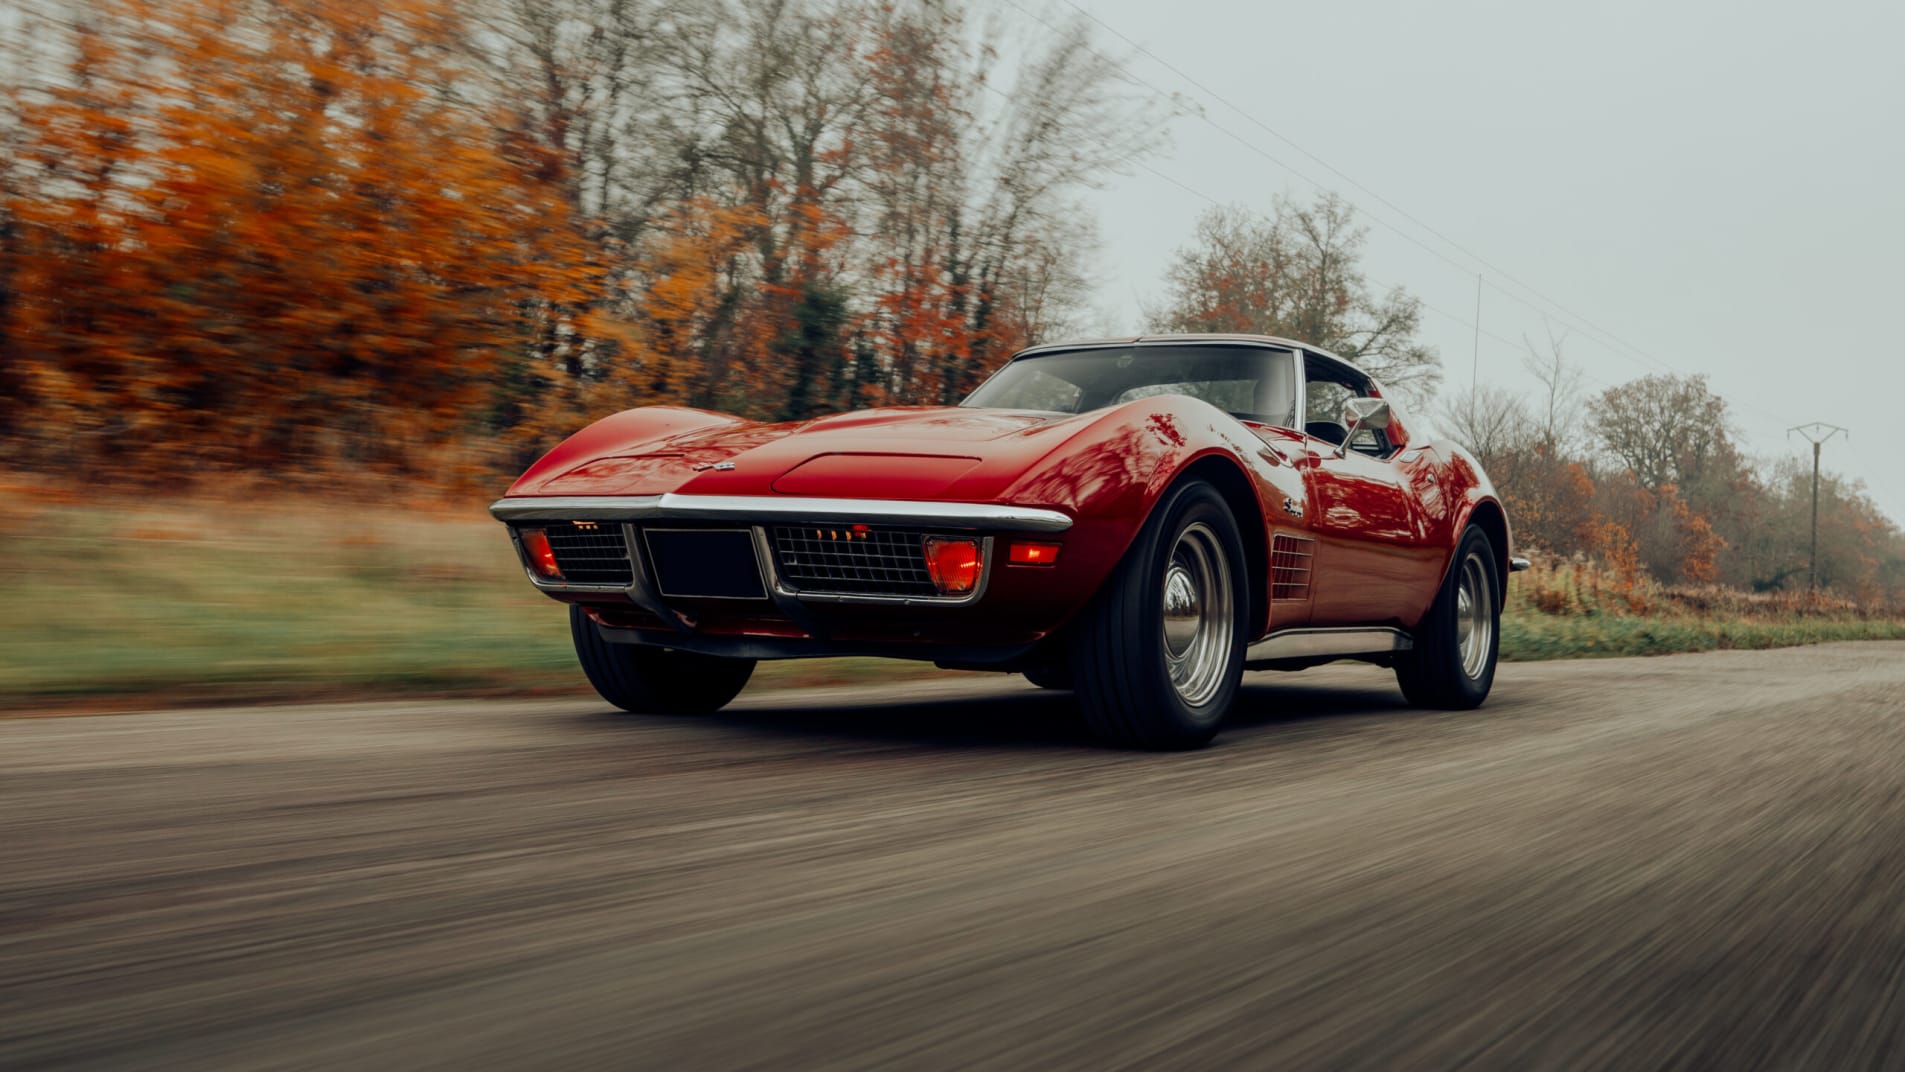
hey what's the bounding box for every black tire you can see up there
[1068,480,1249,750]
[570,605,756,713]
[1395,526,1501,709]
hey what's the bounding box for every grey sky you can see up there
[1055,0,1905,523]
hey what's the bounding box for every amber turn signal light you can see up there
[922,536,981,595]
[1007,541,1062,566]
[519,528,564,580]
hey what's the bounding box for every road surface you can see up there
[5,642,1905,1070]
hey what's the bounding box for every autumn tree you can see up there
[2,0,595,476]
[1588,374,1732,494]
[1150,193,1442,396]
[470,0,1165,423]
[850,1,1165,407]
[1438,382,1597,554]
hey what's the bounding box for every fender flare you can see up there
[1448,496,1513,590]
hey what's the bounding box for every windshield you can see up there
[961,345,1298,426]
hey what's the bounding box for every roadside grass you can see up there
[2,490,1899,711]
[1500,556,1905,660]
[0,489,958,712]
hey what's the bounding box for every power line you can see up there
[1001,0,1791,427]
[1047,0,1696,375]
[1128,155,1631,398]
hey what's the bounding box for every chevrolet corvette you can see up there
[491,334,1527,749]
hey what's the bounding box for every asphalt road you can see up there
[6,642,1905,1070]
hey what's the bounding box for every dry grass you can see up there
[4,487,1900,710]
[1501,552,1905,660]
[0,486,962,711]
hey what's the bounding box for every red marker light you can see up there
[923,537,981,595]
[1008,541,1062,566]
[519,528,564,580]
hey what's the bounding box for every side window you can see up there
[1303,354,1389,457]
[1260,350,1299,430]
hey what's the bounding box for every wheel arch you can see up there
[1459,497,1512,590]
[996,397,1278,643]
[1172,453,1270,641]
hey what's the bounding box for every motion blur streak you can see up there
[5,643,1905,1069]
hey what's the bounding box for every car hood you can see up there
[509,406,1099,501]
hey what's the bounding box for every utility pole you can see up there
[1469,275,1481,428]
[1787,422,1848,590]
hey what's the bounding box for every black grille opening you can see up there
[643,528,766,599]
[771,525,942,597]
[531,521,633,586]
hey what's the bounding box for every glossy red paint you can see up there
[509,406,746,496]
[772,453,982,498]
[497,335,1515,661]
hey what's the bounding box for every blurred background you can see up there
[8,5,1905,1069]
[2,0,1902,711]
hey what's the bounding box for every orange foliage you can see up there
[1588,518,1648,611]
[1500,452,1597,554]
[0,0,1080,482]
[1661,485,1727,584]
[3,0,592,478]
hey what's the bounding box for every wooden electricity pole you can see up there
[1787,422,1848,590]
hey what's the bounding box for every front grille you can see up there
[771,525,941,597]
[534,521,633,586]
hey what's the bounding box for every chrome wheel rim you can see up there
[1455,551,1494,679]
[1161,522,1234,707]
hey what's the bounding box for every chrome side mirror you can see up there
[1337,397,1391,457]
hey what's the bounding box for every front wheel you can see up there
[1068,480,1248,750]
[570,605,755,713]
[1395,527,1501,709]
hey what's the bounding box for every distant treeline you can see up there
[1434,352,1903,603]
[1,0,1898,600]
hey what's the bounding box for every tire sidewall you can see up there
[1440,527,1500,704]
[1136,482,1250,731]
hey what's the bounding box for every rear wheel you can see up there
[570,605,755,713]
[1068,480,1248,750]
[1395,527,1500,709]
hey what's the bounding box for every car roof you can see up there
[1010,334,1365,380]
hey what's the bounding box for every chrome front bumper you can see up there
[488,494,1073,532]
[489,494,1074,614]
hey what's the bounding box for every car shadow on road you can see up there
[1227,675,1416,732]
[589,687,1095,750]
[575,672,1422,753]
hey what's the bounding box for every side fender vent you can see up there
[1271,534,1315,601]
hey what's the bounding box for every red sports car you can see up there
[491,334,1527,749]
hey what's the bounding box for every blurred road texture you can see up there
[6,642,1905,1070]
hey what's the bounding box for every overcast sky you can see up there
[1047,0,1905,523]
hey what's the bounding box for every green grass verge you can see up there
[1501,612,1905,661]
[2,495,1898,711]
[0,496,953,711]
